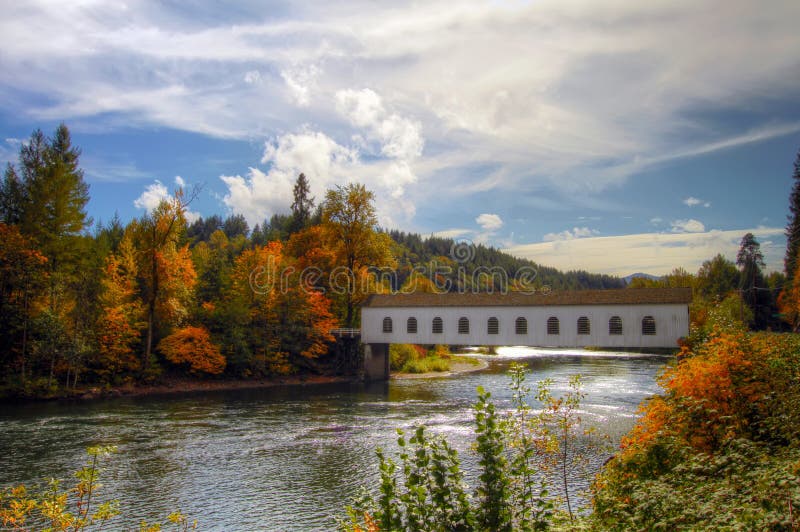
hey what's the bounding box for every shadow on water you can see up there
[0,350,669,531]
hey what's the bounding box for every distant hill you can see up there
[623,272,663,284]
[386,230,626,291]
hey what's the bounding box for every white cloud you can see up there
[432,228,472,239]
[543,226,600,242]
[133,181,169,211]
[683,196,702,206]
[671,218,705,233]
[134,179,200,223]
[221,128,418,228]
[505,227,785,276]
[243,70,261,85]
[281,64,320,107]
[476,213,503,231]
[683,196,711,208]
[335,88,424,161]
[650,217,663,225]
[1,0,799,232]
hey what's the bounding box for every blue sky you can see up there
[2,0,799,276]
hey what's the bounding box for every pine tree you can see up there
[785,148,800,281]
[737,233,770,329]
[290,173,314,232]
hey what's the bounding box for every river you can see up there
[0,348,670,530]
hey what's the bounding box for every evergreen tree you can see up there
[785,148,800,281]
[736,233,771,329]
[290,173,314,232]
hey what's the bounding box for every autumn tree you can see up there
[784,148,800,282]
[157,326,225,375]
[95,235,142,381]
[228,241,336,375]
[130,188,198,372]
[322,183,395,326]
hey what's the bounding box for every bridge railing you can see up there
[330,328,361,339]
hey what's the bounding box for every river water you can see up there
[0,348,669,530]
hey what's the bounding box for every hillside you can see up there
[387,230,625,291]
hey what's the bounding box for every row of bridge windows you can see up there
[382,316,657,336]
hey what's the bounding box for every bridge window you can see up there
[515,317,527,335]
[458,317,470,334]
[487,317,499,335]
[382,317,393,333]
[432,317,443,334]
[547,316,560,335]
[609,316,623,335]
[642,316,656,335]
[577,316,590,335]
[407,317,418,334]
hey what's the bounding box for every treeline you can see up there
[0,126,399,396]
[625,234,788,332]
[386,230,625,291]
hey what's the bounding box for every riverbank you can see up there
[392,357,488,379]
[0,374,359,404]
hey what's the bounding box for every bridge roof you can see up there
[363,288,692,308]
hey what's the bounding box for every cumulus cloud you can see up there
[335,88,424,161]
[133,181,169,211]
[671,218,706,233]
[220,128,418,228]
[134,179,200,222]
[506,227,785,276]
[543,226,600,242]
[476,213,503,231]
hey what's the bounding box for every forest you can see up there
[0,124,634,399]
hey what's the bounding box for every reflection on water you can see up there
[0,348,670,531]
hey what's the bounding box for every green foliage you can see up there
[342,366,595,532]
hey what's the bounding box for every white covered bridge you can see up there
[358,288,692,380]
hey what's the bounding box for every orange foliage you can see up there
[157,326,225,375]
[778,248,800,331]
[155,244,197,327]
[621,331,768,456]
[96,241,141,376]
[230,241,337,374]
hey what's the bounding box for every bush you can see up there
[389,344,419,371]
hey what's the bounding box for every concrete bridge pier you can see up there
[362,343,389,381]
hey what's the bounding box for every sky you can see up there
[1,0,799,276]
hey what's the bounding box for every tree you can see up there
[322,183,395,326]
[95,236,142,381]
[736,233,770,329]
[157,326,225,375]
[222,214,249,239]
[130,188,198,372]
[784,148,800,282]
[290,173,314,233]
[0,223,48,384]
[696,254,739,300]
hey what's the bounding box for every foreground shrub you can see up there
[341,364,600,531]
[593,330,800,529]
[0,447,195,531]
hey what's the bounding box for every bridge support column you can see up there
[362,343,389,381]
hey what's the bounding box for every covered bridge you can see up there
[361,287,691,350]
